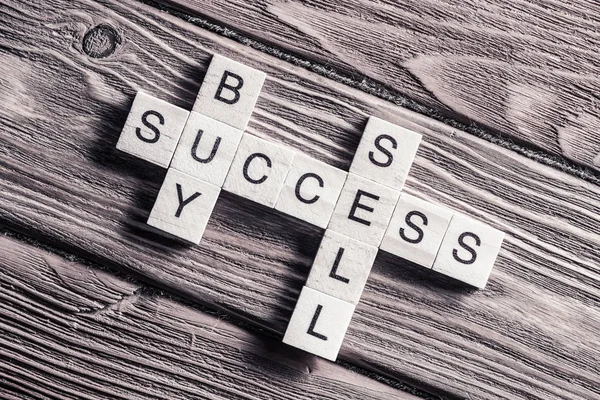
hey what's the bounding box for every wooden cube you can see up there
[147,168,220,244]
[222,134,294,207]
[380,193,453,268]
[170,112,243,187]
[116,92,189,168]
[328,174,400,247]
[283,286,355,361]
[432,213,505,289]
[193,54,266,131]
[349,116,421,191]
[275,154,347,228]
[305,230,378,304]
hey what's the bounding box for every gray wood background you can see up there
[163,0,600,175]
[1,235,419,399]
[1,0,599,399]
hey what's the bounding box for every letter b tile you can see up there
[275,153,347,228]
[147,168,221,244]
[328,173,400,247]
[193,54,267,131]
[381,193,453,268]
[306,230,378,304]
[223,134,294,208]
[283,286,355,361]
[350,116,422,191]
[170,112,243,187]
[432,213,505,289]
[116,92,190,168]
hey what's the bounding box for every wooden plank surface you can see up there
[159,0,600,173]
[0,235,417,400]
[1,0,599,398]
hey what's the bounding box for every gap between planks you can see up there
[140,0,600,185]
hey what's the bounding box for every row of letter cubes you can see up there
[116,54,504,361]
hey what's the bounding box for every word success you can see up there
[116,54,505,361]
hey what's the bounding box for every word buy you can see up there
[116,54,505,361]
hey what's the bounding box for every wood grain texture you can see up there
[1,0,599,398]
[0,236,414,400]
[160,0,600,172]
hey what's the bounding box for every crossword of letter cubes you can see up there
[115,53,505,362]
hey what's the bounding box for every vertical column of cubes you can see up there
[117,55,268,244]
[149,55,268,244]
[283,117,423,361]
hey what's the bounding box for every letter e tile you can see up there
[328,173,400,247]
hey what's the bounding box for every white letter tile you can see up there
[328,174,400,247]
[349,116,422,191]
[170,112,243,187]
[432,213,505,289]
[306,230,378,304]
[193,54,266,131]
[147,168,220,244]
[116,92,189,168]
[380,193,453,268]
[222,134,294,208]
[283,286,355,361]
[275,154,347,228]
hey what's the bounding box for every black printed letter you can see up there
[368,134,397,168]
[191,130,221,163]
[295,173,324,204]
[399,211,428,244]
[307,305,328,340]
[214,71,244,105]
[175,183,201,218]
[329,248,350,283]
[136,110,164,143]
[243,153,271,184]
[348,190,380,226]
[452,232,481,265]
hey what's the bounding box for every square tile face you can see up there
[432,213,505,289]
[192,54,266,131]
[305,230,378,304]
[170,112,243,187]
[274,154,347,228]
[116,92,189,168]
[222,134,294,207]
[283,286,355,361]
[349,116,422,191]
[380,193,453,268]
[328,174,400,247]
[147,168,221,244]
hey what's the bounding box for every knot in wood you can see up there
[83,24,121,58]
